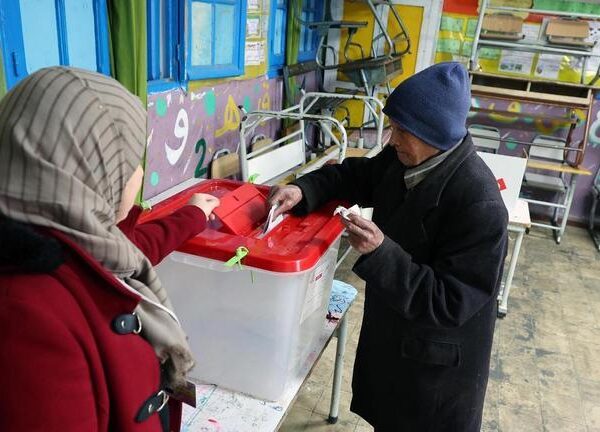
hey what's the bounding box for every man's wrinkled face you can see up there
[388,121,440,167]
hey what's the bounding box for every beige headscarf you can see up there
[0,67,194,388]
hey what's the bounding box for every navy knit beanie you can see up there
[383,62,471,151]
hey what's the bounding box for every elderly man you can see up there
[269,62,508,431]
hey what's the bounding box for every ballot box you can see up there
[141,179,344,400]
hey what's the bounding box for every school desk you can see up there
[179,280,358,432]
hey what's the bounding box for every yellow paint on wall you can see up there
[387,5,423,87]
[338,2,424,127]
[0,49,6,99]
[338,1,377,69]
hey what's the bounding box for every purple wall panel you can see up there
[144,74,600,222]
[143,76,284,200]
[468,96,600,222]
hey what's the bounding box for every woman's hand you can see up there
[187,193,220,221]
[268,185,303,218]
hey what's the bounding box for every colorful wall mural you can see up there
[143,72,318,200]
[144,75,283,199]
[439,0,600,224]
[468,95,600,222]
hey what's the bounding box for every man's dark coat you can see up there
[293,136,508,431]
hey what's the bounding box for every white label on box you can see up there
[300,261,331,322]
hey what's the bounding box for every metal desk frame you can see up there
[498,199,531,317]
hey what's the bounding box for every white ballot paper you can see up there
[334,204,361,220]
[261,204,285,236]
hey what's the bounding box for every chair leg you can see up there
[589,192,600,252]
[589,194,597,232]
[558,177,577,244]
[551,203,559,226]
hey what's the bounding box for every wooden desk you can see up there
[523,161,592,244]
[526,160,592,176]
[273,145,384,186]
[498,199,531,317]
[344,147,377,158]
[179,280,358,432]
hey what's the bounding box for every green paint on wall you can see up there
[155,98,168,117]
[150,171,160,186]
[243,95,252,112]
[534,0,600,13]
[0,49,6,99]
[204,90,216,116]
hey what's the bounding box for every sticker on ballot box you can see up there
[300,261,332,322]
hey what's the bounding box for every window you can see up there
[186,0,247,80]
[147,0,183,92]
[0,0,110,89]
[268,0,287,77]
[298,0,324,63]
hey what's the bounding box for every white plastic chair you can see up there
[523,136,568,193]
[522,135,573,243]
[468,124,501,154]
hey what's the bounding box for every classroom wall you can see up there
[468,97,600,222]
[440,0,600,223]
[332,1,425,128]
[0,50,6,99]
[143,0,319,200]
[144,76,283,199]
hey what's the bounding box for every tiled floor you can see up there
[279,226,600,431]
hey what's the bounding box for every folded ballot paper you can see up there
[261,203,285,236]
[333,204,361,220]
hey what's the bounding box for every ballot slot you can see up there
[211,183,285,238]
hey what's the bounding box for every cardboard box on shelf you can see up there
[546,19,589,39]
[546,19,592,47]
[482,14,524,35]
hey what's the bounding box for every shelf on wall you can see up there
[486,5,600,20]
[476,39,599,57]
[470,71,594,107]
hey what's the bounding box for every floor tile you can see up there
[543,416,588,432]
[540,392,585,424]
[584,400,600,430]
[498,404,543,432]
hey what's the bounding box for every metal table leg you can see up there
[328,314,349,424]
[498,226,526,318]
[555,175,578,244]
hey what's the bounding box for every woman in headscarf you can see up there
[0,67,218,431]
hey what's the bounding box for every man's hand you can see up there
[187,193,220,221]
[341,213,384,254]
[268,185,303,218]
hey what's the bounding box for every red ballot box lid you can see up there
[139,179,345,273]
